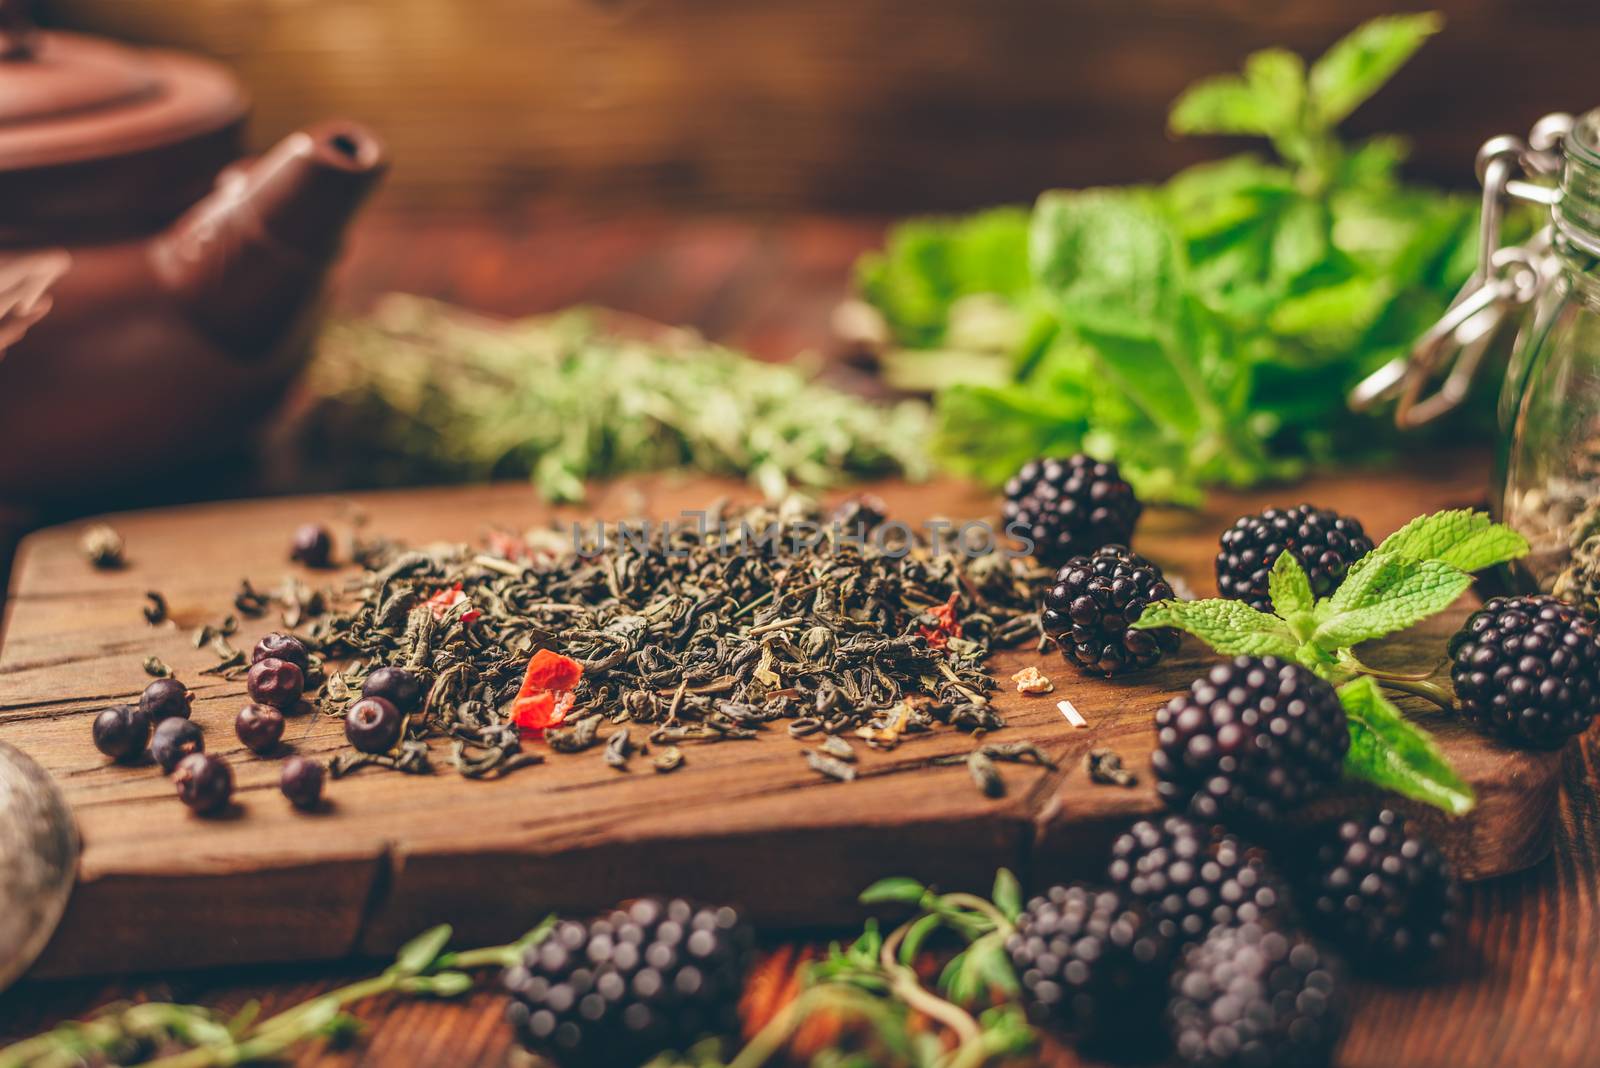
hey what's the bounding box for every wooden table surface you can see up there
[4,205,1600,1066]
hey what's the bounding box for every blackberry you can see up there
[1299,809,1461,969]
[1153,657,1349,824]
[1167,921,1344,1068]
[1215,505,1373,611]
[1041,545,1179,677]
[1006,885,1173,1055]
[1004,455,1141,566]
[503,898,753,1067]
[1108,816,1289,945]
[1448,594,1600,747]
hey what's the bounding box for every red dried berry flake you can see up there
[426,583,481,625]
[918,593,963,651]
[512,650,583,733]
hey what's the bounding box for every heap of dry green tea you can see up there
[279,497,1049,782]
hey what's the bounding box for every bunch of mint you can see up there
[856,13,1516,504]
[1132,509,1530,815]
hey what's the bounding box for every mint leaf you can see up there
[1076,326,1204,440]
[1376,509,1531,573]
[1268,551,1316,620]
[856,207,1033,348]
[1312,553,1472,648]
[1338,676,1474,815]
[1169,48,1305,141]
[1030,189,1183,338]
[1309,13,1444,127]
[1134,599,1298,658]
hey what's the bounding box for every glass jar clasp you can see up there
[1349,112,1574,427]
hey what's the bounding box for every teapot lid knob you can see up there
[0,0,36,60]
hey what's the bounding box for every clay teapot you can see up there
[0,0,386,505]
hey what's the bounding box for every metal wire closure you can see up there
[1349,112,1574,427]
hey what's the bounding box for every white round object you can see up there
[0,740,77,989]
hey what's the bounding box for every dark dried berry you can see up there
[152,717,205,774]
[247,657,305,710]
[139,677,192,722]
[173,753,233,815]
[504,897,753,1067]
[1448,594,1600,747]
[92,704,150,763]
[362,666,426,713]
[1299,809,1460,969]
[1215,504,1373,611]
[345,695,403,753]
[829,493,889,537]
[252,632,310,673]
[235,703,286,755]
[1167,921,1344,1068]
[1006,885,1173,1055]
[280,756,326,811]
[1153,656,1349,824]
[1004,455,1142,566]
[1108,815,1290,945]
[290,523,333,568]
[1041,544,1179,676]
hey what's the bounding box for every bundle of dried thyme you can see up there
[285,295,931,503]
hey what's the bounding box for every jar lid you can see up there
[0,25,247,172]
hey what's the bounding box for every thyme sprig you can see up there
[0,921,554,1068]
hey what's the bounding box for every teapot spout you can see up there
[151,121,386,356]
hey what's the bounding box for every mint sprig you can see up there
[1133,508,1529,814]
[1339,676,1474,816]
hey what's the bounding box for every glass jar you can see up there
[1352,108,1600,606]
[1500,111,1600,602]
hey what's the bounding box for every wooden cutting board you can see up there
[0,456,1563,980]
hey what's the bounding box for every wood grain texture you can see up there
[37,0,1600,213]
[5,721,1600,1068]
[0,454,1559,981]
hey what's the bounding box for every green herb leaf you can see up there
[859,877,927,906]
[992,869,1023,923]
[1169,48,1306,141]
[1134,599,1299,658]
[856,207,1034,348]
[1339,676,1474,815]
[1376,508,1531,572]
[404,971,473,998]
[390,924,452,977]
[1312,553,1473,648]
[1030,189,1183,337]
[898,913,944,967]
[1268,551,1316,620]
[938,933,1019,1008]
[1309,12,1444,126]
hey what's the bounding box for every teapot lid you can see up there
[0,3,246,172]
